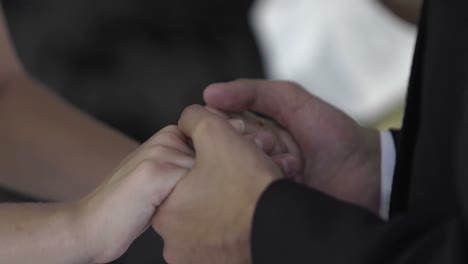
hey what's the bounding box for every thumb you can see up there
[203,79,314,132]
[204,80,327,149]
[178,104,283,188]
[178,104,248,157]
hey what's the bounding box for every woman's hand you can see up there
[75,125,194,263]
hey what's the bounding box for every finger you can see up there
[229,119,246,134]
[231,112,271,134]
[245,131,282,155]
[205,106,229,119]
[148,125,194,155]
[277,128,302,161]
[205,106,246,133]
[178,105,242,155]
[232,111,277,129]
[106,126,194,186]
[147,164,189,207]
[144,147,195,169]
[244,133,273,154]
[272,153,302,178]
[204,80,310,127]
[245,124,287,155]
[232,112,287,154]
[203,80,324,149]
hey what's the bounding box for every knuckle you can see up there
[134,160,179,202]
[146,145,171,158]
[134,159,176,179]
[148,126,181,144]
[130,160,159,185]
[157,132,183,147]
[152,160,178,174]
[197,117,226,135]
[161,125,179,133]
[145,143,187,161]
[134,160,159,178]
[182,104,204,116]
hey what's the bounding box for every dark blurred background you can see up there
[2,0,264,141]
[1,0,263,263]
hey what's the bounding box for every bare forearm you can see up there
[0,203,92,264]
[0,76,138,201]
[0,5,138,201]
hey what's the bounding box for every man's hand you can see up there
[152,105,281,264]
[204,80,381,214]
[209,107,303,178]
[76,126,193,263]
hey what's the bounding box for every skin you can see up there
[0,125,194,264]
[2,4,195,263]
[206,107,302,177]
[153,105,280,264]
[1,1,391,261]
[1,4,296,262]
[0,0,413,204]
[0,3,139,201]
[204,80,382,214]
[0,3,298,202]
[153,80,383,263]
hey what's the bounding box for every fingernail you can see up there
[230,119,246,133]
[254,138,264,150]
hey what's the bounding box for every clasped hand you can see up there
[71,79,381,264]
[74,102,300,264]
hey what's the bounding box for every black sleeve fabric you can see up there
[251,180,468,264]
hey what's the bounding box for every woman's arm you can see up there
[0,125,194,264]
[0,203,93,264]
[0,4,139,201]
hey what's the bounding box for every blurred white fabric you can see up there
[250,0,417,124]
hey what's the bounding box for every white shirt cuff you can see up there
[379,131,396,220]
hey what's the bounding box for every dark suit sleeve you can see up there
[251,180,467,264]
[390,129,401,150]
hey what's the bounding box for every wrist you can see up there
[73,200,106,264]
[230,172,277,264]
[358,128,381,176]
[351,127,382,214]
[55,202,95,264]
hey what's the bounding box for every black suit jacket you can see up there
[251,0,468,263]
